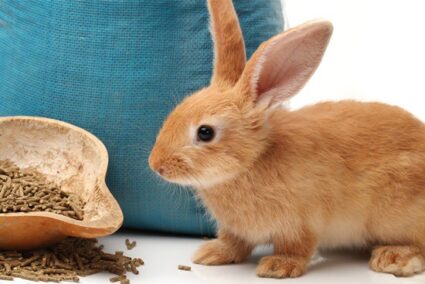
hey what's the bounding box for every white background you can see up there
[285,0,425,122]
[11,1,425,283]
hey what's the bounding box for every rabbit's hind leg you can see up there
[369,245,425,276]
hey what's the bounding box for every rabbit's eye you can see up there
[197,125,215,142]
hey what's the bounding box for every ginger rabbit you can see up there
[149,0,425,278]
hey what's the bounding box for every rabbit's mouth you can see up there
[158,167,237,189]
[151,160,235,189]
[154,172,194,187]
[149,145,240,188]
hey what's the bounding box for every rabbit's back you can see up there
[272,101,425,178]
[276,100,425,154]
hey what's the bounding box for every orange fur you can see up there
[369,245,425,276]
[149,0,425,278]
[208,0,246,89]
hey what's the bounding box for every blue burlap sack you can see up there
[0,1,284,235]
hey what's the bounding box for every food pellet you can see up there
[0,160,84,220]
[178,265,191,271]
[0,238,144,283]
[110,275,124,283]
[125,239,136,250]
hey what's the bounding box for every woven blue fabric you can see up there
[0,1,284,235]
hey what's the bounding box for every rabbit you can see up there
[149,0,425,278]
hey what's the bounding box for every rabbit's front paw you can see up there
[192,240,242,265]
[256,255,307,278]
[369,245,425,276]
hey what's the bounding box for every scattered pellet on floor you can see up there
[125,239,136,250]
[0,237,144,283]
[133,258,144,266]
[0,160,84,220]
[178,265,191,271]
[110,275,125,283]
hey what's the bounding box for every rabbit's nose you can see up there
[151,163,164,176]
[157,167,165,175]
[148,152,162,173]
[149,150,167,176]
[149,159,159,172]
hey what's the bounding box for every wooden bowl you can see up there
[0,116,123,249]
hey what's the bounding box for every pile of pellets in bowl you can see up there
[0,160,84,219]
[0,160,143,283]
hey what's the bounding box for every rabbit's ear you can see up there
[236,20,333,109]
[208,0,246,89]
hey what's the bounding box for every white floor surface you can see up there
[11,230,424,284]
